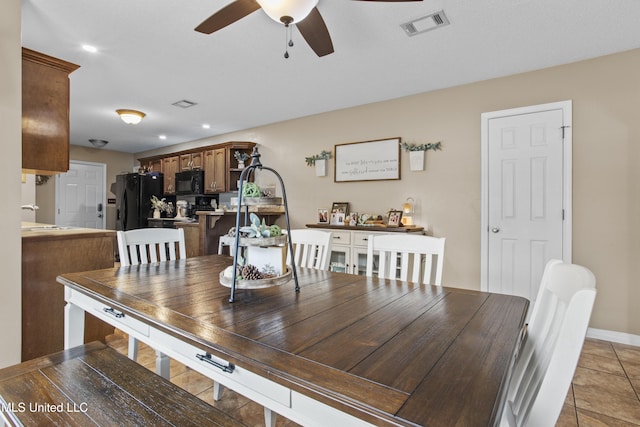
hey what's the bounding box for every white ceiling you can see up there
[21,0,640,154]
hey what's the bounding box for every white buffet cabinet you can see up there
[306,225,425,275]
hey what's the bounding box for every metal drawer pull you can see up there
[196,353,235,373]
[103,307,125,318]
[333,236,341,239]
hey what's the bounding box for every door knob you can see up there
[491,227,501,233]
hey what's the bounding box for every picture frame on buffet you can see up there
[318,209,329,224]
[387,210,403,228]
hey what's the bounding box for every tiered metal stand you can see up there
[228,147,299,303]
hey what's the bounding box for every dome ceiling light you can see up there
[116,109,146,125]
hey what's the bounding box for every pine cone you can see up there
[241,264,263,280]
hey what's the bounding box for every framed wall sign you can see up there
[334,137,401,182]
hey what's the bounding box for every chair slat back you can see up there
[366,234,445,285]
[286,229,332,270]
[502,261,596,427]
[117,228,186,266]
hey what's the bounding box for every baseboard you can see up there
[587,328,640,347]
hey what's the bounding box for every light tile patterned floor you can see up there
[106,331,640,427]
[557,339,640,426]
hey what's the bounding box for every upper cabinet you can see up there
[180,152,202,171]
[203,147,226,193]
[226,142,254,193]
[22,48,79,175]
[138,142,256,196]
[162,156,179,195]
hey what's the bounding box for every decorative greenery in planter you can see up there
[304,150,332,166]
[400,141,442,152]
[305,150,332,177]
[401,141,442,171]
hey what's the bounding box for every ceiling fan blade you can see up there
[195,0,261,34]
[296,7,334,57]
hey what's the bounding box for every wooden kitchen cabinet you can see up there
[138,141,256,195]
[163,156,179,195]
[203,148,227,193]
[142,157,162,173]
[21,227,116,361]
[180,152,203,171]
[22,48,80,175]
[227,142,255,192]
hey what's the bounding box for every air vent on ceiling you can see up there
[400,10,449,37]
[172,100,198,108]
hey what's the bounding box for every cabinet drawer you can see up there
[331,231,351,245]
[153,331,291,409]
[67,289,150,338]
[353,233,374,247]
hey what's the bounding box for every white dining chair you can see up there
[116,228,187,379]
[117,228,186,266]
[365,234,445,285]
[501,260,597,427]
[285,229,333,270]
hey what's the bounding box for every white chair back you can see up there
[365,234,445,285]
[115,227,187,380]
[285,229,333,270]
[502,261,596,427]
[117,228,186,266]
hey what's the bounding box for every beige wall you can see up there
[0,0,23,367]
[139,48,640,336]
[36,146,135,228]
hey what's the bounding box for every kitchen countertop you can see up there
[147,217,198,223]
[21,222,116,241]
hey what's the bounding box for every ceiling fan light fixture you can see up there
[116,109,146,125]
[257,0,318,24]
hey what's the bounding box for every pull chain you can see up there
[284,24,294,59]
[281,16,295,59]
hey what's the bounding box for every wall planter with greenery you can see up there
[305,150,332,176]
[401,141,442,171]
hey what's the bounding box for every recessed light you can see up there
[82,44,98,53]
[159,135,167,140]
[202,124,210,129]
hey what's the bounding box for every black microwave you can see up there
[175,170,204,195]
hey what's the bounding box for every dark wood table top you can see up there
[58,255,528,427]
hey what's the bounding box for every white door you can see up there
[55,161,106,229]
[481,101,572,302]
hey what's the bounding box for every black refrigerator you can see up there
[115,173,164,230]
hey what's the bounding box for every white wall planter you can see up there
[315,159,327,176]
[409,151,425,171]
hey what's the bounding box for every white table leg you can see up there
[264,407,277,427]
[128,336,138,360]
[213,381,225,401]
[64,297,85,349]
[156,350,170,380]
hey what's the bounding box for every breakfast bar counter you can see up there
[58,255,528,426]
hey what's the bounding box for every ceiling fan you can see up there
[195,0,423,58]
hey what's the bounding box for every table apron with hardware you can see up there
[59,255,528,427]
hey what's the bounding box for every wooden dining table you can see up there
[58,255,528,427]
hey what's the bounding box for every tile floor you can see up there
[106,331,640,426]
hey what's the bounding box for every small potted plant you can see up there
[305,150,332,176]
[234,150,250,169]
[401,141,442,171]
